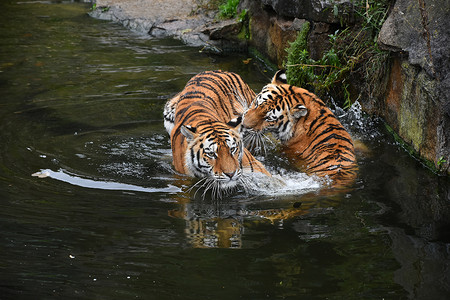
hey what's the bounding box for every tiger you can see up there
[163,70,270,197]
[242,69,358,189]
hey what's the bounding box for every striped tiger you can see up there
[242,70,357,188]
[163,70,270,197]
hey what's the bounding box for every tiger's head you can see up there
[180,117,244,191]
[242,70,316,144]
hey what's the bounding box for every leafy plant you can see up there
[285,21,314,89]
[284,0,391,108]
[437,156,448,169]
[219,0,240,19]
[238,8,248,22]
[237,9,250,39]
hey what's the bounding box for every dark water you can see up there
[1,1,449,299]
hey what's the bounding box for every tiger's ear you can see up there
[271,69,287,85]
[227,116,242,128]
[180,125,197,141]
[292,105,308,119]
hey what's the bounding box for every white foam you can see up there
[32,169,181,193]
[243,171,322,196]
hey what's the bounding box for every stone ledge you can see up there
[89,0,247,53]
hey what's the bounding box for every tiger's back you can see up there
[164,70,256,136]
[173,70,256,133]
[282,102,357,187]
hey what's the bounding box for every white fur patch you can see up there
[255,85,275,106]
[265,109,283,122]
[203,139,217,157]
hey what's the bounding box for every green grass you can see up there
[218,0,240,19]
[284,0,391,109]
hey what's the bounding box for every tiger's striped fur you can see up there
[164,70,269,195]
[242,70,357,188]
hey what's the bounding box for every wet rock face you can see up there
[378,0,450,80]
[240,0,340,65]
[377,0,450,172]
[260,0,355,23]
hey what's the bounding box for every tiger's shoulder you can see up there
[163,93,180,135]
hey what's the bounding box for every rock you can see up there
[92,0,196,24]
[291,18,307,31]
[239,0,303,66]
[308,22,331,60]
[239,0,352,65]
[376,0,450,172]
[378,0,450,80]
[207,19,243,40]
[90,0,247,53]
[260,0,355,24]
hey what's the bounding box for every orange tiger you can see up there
[242,70,357,188]
[163,70,270,197]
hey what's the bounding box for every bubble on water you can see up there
[99,162,146,178]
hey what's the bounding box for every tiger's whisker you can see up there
[195,177,215,199]
[200,180,212,200]
[239,176,250,196]
[188,177,207,193]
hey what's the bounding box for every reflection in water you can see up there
[169,199,244,249]
[390,227,450,299]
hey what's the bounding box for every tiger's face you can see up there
[242,80,308,143]
[181,119,244,189]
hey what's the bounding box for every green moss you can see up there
[248,47,278,73]
[384,123,445,175]
[237,9,250,40]
[218,0,240,19]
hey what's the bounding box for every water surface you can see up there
[1,1,449,299]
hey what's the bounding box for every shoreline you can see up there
[90,0,246,53]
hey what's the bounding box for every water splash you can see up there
[243,171,323,197]
[332,100,382,140]
[32,169,181,193]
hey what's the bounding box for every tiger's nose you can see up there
[223,171,236,179]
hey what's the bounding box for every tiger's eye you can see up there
[205,151,217,159]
